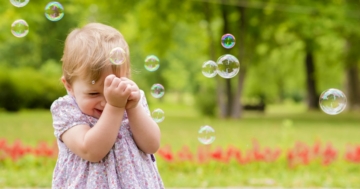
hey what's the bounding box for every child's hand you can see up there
[104,74,131,108]
[119,77,141,110]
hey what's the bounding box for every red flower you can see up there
[177,145,193,162]
[157,145,174,162]
[322,143,337,165]
[196,145,211,164]
[211,146,225,162]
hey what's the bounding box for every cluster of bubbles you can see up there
[10,1,64,38]
[143,55,165,123]
[319,88,347,115]
[202,33,239,80]
[197,34,238,145]
[9,0,347,145]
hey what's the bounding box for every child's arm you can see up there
[121,77,161,154]
[61,75,131,162]
[127,103,161,154]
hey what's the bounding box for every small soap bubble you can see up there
[11,19,29,38]
[10,0,29,7]
[221,33,236,49]
[319,88,347,115]
[202,60,218,78]
[109,47,126,65]
[216,54,240,79]
[151,84,165,98]
[152,108,165,123]
[45,2,64,21]
[91,80,95,84]
[198,125,216,145]
[144,55,160,71]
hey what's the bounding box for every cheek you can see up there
[77,98,96,111]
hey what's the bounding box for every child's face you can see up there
[63,67,113,119]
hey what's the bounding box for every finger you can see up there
[104,74,116,87]
[128,91,140,101]
[110,77,121,88]
[118,81,130,92]
[123,84,132,96]
[120,77,136,85]
[120,77,130,81]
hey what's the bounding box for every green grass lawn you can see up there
[0,101,359,187]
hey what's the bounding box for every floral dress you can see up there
[50,90,165,189]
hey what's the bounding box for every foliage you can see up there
[1,0,359,115]
[0,65,65,111]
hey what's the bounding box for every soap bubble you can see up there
[221,33,236,49]
[144,55,160,71]
[109,47,126,65]
[11,19,29,38]
[10,0,29,7]
[152,108,165,123]
[198,125,216,145]
[151,84,165,98]
[216,54,240,79]
[202,60,217,78]
[319,88,347,115]
[45,2,64,21]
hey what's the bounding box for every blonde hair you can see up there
[61,23,130,84]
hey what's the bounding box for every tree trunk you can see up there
[305,49,319,110]
[204,2,227,117]
[345,66,360,110]
[221,0,232,117]
[231,6,246,118]
[344,39,360,110]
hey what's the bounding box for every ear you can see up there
[61,76,74,96]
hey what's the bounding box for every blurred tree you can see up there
[336,0,360,111]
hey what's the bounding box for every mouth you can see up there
[95,109,103,115]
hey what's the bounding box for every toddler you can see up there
[50,23,165,188]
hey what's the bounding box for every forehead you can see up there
[77,69,114,89]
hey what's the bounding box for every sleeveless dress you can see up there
[50,90,165,189]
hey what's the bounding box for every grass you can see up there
[0,100,359,187]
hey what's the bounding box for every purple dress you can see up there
[50,90,165,189]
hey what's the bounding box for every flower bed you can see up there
[0,138,359,187]
[0,138,359,166]
[156,139,360,166]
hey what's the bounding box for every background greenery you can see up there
[0,0,359,115]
